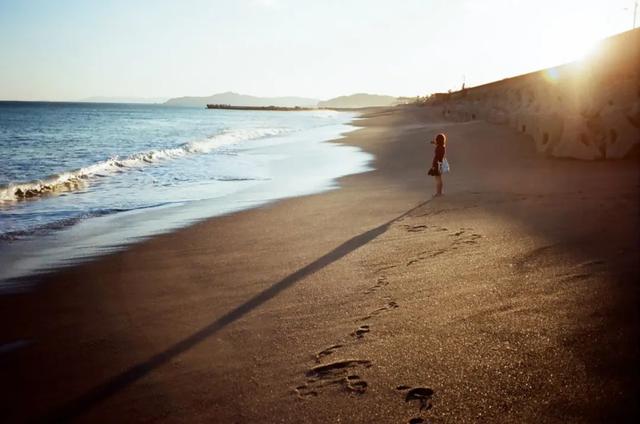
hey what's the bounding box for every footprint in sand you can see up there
[407,249,445,266]
[404,224,429,233]
[364,276,389,294]
[376,264,398,273]
[397,385,435,422]
[428,249,446,258]
[358,300,399,321]
[406,251,430,266]
[351,325,370,339]
[315,344,344,363]
[451,232,482,246]
[295,360,372,398]
[404,387,434,411]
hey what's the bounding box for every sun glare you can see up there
[543,67,561,84]
[548,29,602,65]
[542,33,602,84]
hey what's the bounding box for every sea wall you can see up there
[436,29,640,160]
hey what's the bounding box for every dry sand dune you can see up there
[0,106,638,423]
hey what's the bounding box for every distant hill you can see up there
[164,92,319,108]
[318,93,398,108]
[79,96,168,104]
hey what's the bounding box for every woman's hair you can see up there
[435,133,447,146]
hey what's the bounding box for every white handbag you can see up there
[439,158,450,174]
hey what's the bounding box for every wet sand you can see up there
[1,106,638,423]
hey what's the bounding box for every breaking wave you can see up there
[0,127,287,201]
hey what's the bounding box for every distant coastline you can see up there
[205,104,314,111]
[204,104,391,112]
[167,91,399,109]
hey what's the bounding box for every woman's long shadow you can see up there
[44,200,430,421]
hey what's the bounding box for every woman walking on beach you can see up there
[428,133,448,196]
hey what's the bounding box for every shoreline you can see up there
[0,111,372,286]
[1,106,638,422]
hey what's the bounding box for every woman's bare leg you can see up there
[435,175,443,196]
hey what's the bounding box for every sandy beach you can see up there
[1,106,638,423]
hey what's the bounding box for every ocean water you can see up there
[0,102,372,285]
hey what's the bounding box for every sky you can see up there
[0,0,635,101]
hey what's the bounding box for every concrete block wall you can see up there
[436,29,640,160]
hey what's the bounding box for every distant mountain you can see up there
[79,96,168,104]
[164,92,319,108]
[318,93,398,109]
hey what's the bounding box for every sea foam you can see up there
[0,127,288,201]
